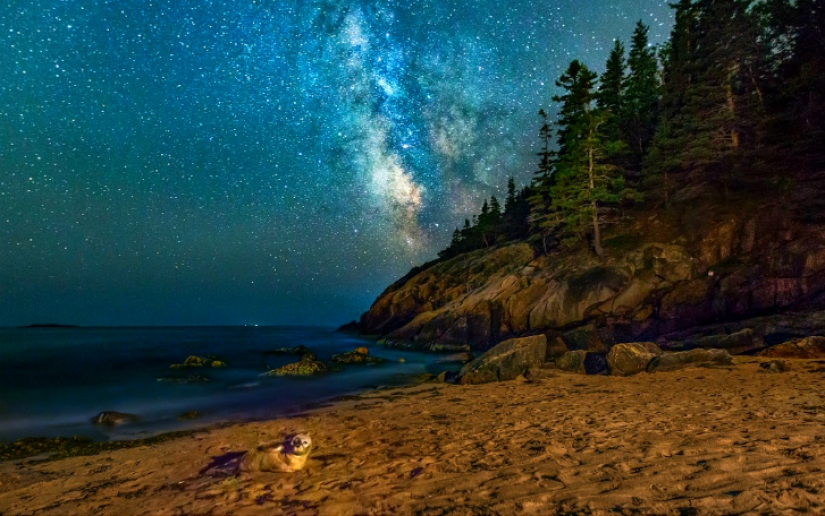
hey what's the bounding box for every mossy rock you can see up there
[264,354,328,376]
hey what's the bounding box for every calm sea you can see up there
[0,326,444,443]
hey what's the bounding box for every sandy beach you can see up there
[1,356,824,515]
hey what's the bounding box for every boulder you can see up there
[331,348,386,364]
[758,336,825,358]
[555,350,588,374]
[264,354,328,376]
[546,336,570,360]
[647,348,732,373]
[458,335,547,385]
[91,411,139,426]
[562,325,612,353]
[607,342,664,376]
[684,328,765,355]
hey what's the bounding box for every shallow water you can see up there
[0,326,445,442]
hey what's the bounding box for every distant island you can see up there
[20,324,80,329]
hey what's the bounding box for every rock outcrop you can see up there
[606,342,663,376]
[647,349,733,373]
[458,335,547,384]
[358,204,825,354]
[758,336,825,358]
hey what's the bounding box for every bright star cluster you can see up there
[0,0,673,326]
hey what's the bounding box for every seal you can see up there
[241,433,312,473]
[91,411,139,426]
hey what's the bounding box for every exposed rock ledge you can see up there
[359,206,825,353]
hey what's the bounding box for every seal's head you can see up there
[286,434,312,456]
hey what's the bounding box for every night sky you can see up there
[1,0,673,327]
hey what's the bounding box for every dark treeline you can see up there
[438,0,824,261]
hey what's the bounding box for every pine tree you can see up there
[528,109,559,254]
[624,21,660,171]
[645,0,699,200]
[505,176,517,212]
[550,60,631,259]
[646,0,764,193]
[598,39,627,144]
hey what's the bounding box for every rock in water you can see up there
[331,348,386,364]
[264,345,312,356]
[264,354,328,376]
[241,434,313,473]
[647,348,732,373]
[458,335,547,384]
[607,342,664,376]
[169,355,227,369]
[91,411,139,426]
[758,336,825,358]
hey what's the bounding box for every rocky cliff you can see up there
[358,186,825,352]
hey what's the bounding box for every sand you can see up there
[1,356,824,515]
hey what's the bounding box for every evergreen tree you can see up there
[528,109,558,254]
[645,0,699,199]
[646,0,764,193]
[762,0,825,168]
[550,60,632,259]
[505,176,517,212]
[598,39,627,144]
[624,21,660,171]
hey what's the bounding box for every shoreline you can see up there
[2,356,824,515]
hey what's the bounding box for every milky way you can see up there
[0,0,673,326]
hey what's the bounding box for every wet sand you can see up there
[1,356,824,515]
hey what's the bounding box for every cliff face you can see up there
[360,195,825,351]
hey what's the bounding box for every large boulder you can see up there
[562,325,612,352]
[607,342,664,376]
[647,348,732,373]
[758,336,825,358]
[458,335,547,385]
[682,328,765,355]
[555,350,587,374]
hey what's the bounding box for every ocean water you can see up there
[0,326,446,443]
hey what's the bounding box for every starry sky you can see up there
[0,0,673,327]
